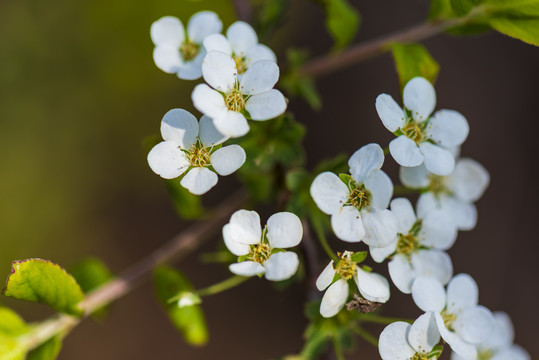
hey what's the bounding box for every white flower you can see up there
[451,312,530,360]
[379,313,441,360]
[316,251,390,318]
[310,143,398,247]
[192,51,287,138]
[150,12,222,80]
[376,77,469,175]
[147,109,246,195]
[203,21,276,76]
[370,197,456,294]
[411,274,495,360]
[400,158,489,231]
[223,210,302,281]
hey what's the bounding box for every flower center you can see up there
[233,55,247,74]
[335,252,357,280]
[250,243,272,264]
[187,141,211,167]
[427,174,450,196]
[396,220,422,257]
[225,89,246,112]
[441,309,456,330]
[477,349,493,360]
[411,353,428,360]
[402,121,426,144]
[346,184,372,211]
[180,41,200,61]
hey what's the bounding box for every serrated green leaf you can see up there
[153,266,208,346]
[325,0,361,49]
[391,43,440,93]
[350,251,367,263]
[27,336,62,360]
[489,17,539,46]
[0,308,28,337]
[3,259,84,316]
[450,0,476,16]
[69,258,113,294]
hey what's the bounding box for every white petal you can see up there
[435,312,477,360]
[320,279,349,318]
[187,11,222,43]
[316,261,335,291]
[390,136,424,167]
[240,60,279,95]
[147,141,189,179]
[483,312,514,352]
[177,52,204,80]
[492,345,531,360]
[361,209,398,248]
[244,44,276,67]
[310,172,349,215]
[245,90,287,121]
[390,197,417,234]
[411,277,446,313]
[210,145,246,176]
[192,84,227,119]
[264,252,299,281]
[446,273,478,315]
[388,255,415,294]
[226,21,258,56]
[203,33,232,55]
[198,115,228,147]
[153,45,183,74]
[419,142,455,176]
[213,111,250,138]
[202,51,237,92]
[426,110,469,148]
[378,322,416,360]
[151,16,184,46]
[370,242,397,263]
[349,143,384,183]
[375,94,406,132]
[228,209,262,245]
[439,196,477,231]
[229,261,265,277]
[409,312,440,354]
[416,192,440,219]
[266,212,303,249]
[411,250,453,286]
[160,108,199,148]
[331,206,365,243]
[447,158,489,202]
[453,305,494,344]
[399,164,430,189]
[355,268,390,303]
[364,170,393,210]
[180,167,218,195]
[222,224,249,256]
[403,77,436,121]
[420,210,457,250]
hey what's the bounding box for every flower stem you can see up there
[352,325,379,347]
[311,219,339,262]
[357,313,413,325]
[332,337,346,360]
[197,275,250,297]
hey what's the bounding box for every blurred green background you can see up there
[1,0,538,359]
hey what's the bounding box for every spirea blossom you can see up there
[376,77,469,175]
[370,197,456,294]
[192,51,287,138]
[310,143,397,247]
[400,158,489,231]
[147,109,246,195]
[223,210,302,281]
[203,21,276,76]
[151,12,222,80]
[411,275,495,360]
[316,251,390,318]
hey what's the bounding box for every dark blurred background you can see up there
[0,0,537,358]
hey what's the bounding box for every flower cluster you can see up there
[147,12,288,194]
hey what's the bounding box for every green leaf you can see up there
[253,0,289,41]
[69,257,113,294]
[0,308,28,337]
[27,336,62,360]
[325,0,361,49]
[281,49,323,111]
[153,266,208,346]
[489,17,539,46]
[429,0,456,20]
[450,0,476,16]
[0,336,26,360]
[391,43,440,93]
[338,173,353,187]
[350,251,367,263]
[165,178,204,220]
[3,259,84,316]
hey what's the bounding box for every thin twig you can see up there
[301,219,321,299]
[23,190,247,351]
